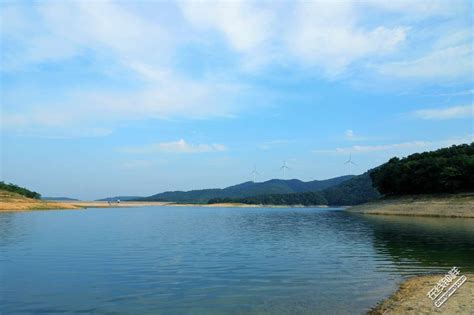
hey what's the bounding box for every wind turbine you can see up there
[280,160,290,179]
[344,154,357,174]
[251,165,260,182]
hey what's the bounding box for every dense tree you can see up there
[208,191,329,206]
[370,143,474,195]
[140,176,353,203]
[322,172,381,205]
[0,182,41,199]
[208,172,380,206]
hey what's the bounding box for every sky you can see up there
[1,0,473,200]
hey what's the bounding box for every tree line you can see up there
[208,172,380,206]
[208,191,329,206]
[370,143,474,195]
[0,181,42,199]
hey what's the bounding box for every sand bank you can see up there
[68,201,329,208]
[63,201,172,208]
[348,194,474,218]
[0,190,80,211]
[369,273,474,314]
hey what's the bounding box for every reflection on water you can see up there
[0,207,473,314]
[357,214,474,273]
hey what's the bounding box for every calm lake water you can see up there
[1,206,473,314]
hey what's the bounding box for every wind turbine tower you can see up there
[251,165,260,182]
[344,154,356,174]
[280,160,290,179]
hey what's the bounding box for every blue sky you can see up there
[1,0,473,200]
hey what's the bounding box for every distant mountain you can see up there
[43,197,79,201]
[96,196,144,202]
[208,172,380,206]
[139,175,355,203]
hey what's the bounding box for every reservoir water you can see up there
[1,206,473,314]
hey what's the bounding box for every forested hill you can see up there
[207,143,474,206]
[0,182,41,199]
[321,172,381,205]
[138,175,354,203]
[370,143,474,195]
[208,172,380,206]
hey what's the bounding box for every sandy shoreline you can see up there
[0,190,81,212]
[369,273,474,314]
[347,194,474,218]
[3,193,473,216]
[0,198,332,212]
[63,201,329,209]
[66,201,173,208]
[0,201,80,211]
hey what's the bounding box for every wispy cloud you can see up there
[1,0,472,137]
[0,1,246,136]
[345,129,369,141]
[422,89,474,97]
[179,1,273,54]
[377,45,473,80]
[120,160,152,169]
[412,104,473,120]
[286,2,407,76]
[259,139,289,150]
[122,139,227,154]
[314,135,473,155]
[1,76,244,136]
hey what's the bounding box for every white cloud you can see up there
[179,1,273,53]
[120,160,152,169]
[1,71,244,136]
[314,135,473,155]
[346,130,355,138]
[178,0,279,71]
[345,129,369,141]
[1,1,172,71]
[413,105,473,120]
[1,0,472,138]
[286,1,407,76]
[360,0,458,16]
[122,139,227,154]
[423,89,474,97]
[0,1,251,136]
[377,44,473,80]
[336,141,431,153]
[258,139,289,150]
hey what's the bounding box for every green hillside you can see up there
[138,176,354,203]
[209,191,328,206]
[208,172,379,206]
[207,143,474,207]
[0,181,41,200]
[370,143,474,195]
[322,172,381,205]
